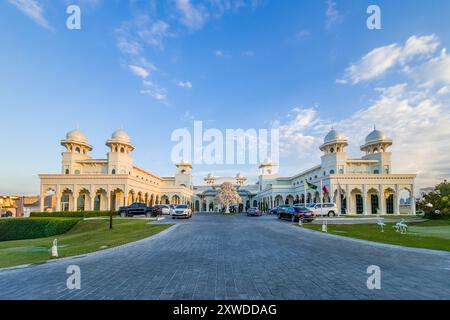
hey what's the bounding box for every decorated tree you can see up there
[215,182,241,213]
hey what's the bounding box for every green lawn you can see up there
[335,215,419,219]
[0,219,172,268]
[300,219,450,252]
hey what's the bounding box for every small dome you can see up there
[111,129,131,144]
[66,129,88,143]
[262,158,273,165]
[324,129,345,143]
[365,129,387,143]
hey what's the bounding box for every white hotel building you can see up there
[39,128,416,215]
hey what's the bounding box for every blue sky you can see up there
[1,0,450,195]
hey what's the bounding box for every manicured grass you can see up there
[336,215,418,219]
[0,219,172,268]
[300,219,450,252]
[216,212,242,216]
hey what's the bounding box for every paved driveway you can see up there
[1,213,450,300]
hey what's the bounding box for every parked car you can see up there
[307,203,338,217]
[278,206,296,221]
[171,204,192,219]
[0,211,13,218]
[292,206,315,222]
[118,203,155,218]
[269,207,278,215]
[247,207,261,216]
[152,204,171,215]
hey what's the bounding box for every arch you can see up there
[350,188,363,215]
[195,200,200,212]
[274,195,283,206]
[127,190,135,205]
[160,195,169,204]
[171,195,181,205]
[367,188,379,214]
[94,188,107,211]
[285,195,294,205]
[253,199,258,207]
[77,188,90,212]
[384,188,396,214]
[60,189,72,212]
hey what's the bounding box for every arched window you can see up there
[330,147,334,153]
[115,146,118,152]
[75,147,80,153]
[112,169,116,175]
[181,169,186,174]
[330,170,335,174]
[374,169,380,174]
[120,147,125,153]
[65,169,69,175]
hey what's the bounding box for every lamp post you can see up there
[109,191,113,230]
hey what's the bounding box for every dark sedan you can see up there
[278,206,314,222]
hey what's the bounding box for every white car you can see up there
[307,203,339,217]
[171,204,192,219]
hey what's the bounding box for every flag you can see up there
[304,181,317,190]
[322,184,329,194]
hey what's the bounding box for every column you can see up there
[394,185,400,215]
[345,185,351,214]
[379,185,385,214]
[90,193,95,211]
[411,184,416,215]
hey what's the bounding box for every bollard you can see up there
[51,239,58,257]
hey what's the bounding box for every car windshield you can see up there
[294,206,307,212]
[176,205,188,209]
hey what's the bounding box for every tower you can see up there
[106,129,134,175]
[60,129,93,175]
[360,127,392,174]
[320,129,348,175]
[175,160,193,188]
[258,158,278,191]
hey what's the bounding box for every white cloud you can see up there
[325,0,343,30]
[339,34,440,84]
[437,86,450,95]
[275,82,450,188]
[129,65,150,79]
[175,0,209,31]
[8,0,53,31]
[141,80,168,101]
[136,19,171,49]
[214,49,231,58]
[294,30,311,42]
[417,49,450,87]
[177,81,193,89]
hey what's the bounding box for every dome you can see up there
[324,129,345,143]
[65,129,88,144]
[365,129,387,143]
[111,129,131,144]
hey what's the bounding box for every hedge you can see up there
[0,218,80,242]
[30,211,118,218]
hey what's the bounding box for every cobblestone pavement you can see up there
[1,213,450,300]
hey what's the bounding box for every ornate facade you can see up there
[40,127,416,215]
[255,128,417,215]
[39,129,194,212]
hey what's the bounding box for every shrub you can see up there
[30,211,118,218]
[0,218,80,242]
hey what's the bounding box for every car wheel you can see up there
[328,211,335,217]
